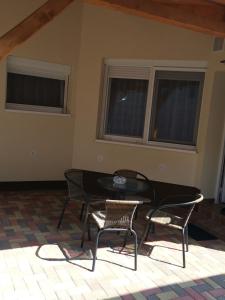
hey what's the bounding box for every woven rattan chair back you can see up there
[104,200,141,229]
[113,169,156,206]
[182,194,204,227]
[64,169,84,199]
[156,194,204,228]
[57,169,87,229]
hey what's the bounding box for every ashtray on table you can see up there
[113,176,127,185]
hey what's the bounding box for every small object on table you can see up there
[113,175,127,185]
[98,176,149,200]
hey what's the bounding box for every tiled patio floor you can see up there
[0,190,225,299]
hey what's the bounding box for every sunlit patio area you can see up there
[0,190,224,300]
[1,1,225,299]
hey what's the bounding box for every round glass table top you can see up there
[97,176,149,195]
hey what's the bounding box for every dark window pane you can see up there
[7,73,65,108]
[106,78,148,138]
[149,71,204,146]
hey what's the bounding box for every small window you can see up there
[99,62,205,150]
[6,56,70,113]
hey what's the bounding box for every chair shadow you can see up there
[138,243,184,268]
[68,257,135,271]
[35,243,92,271]
[35,242,136,271]
[107,246,135,258]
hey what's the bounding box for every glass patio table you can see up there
[97,176,150,200]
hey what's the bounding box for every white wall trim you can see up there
[7,55,71,79]
[104,58,208,69]
[5,108,72,117]
[95,139,197,154]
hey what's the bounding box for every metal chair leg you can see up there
[57,197,70,230]
[120,231,129,251]
[80,205,90,248]
[79,203,85,221]
[131,229,138,271]
[151,223,155,234]
[88,220,91,241]
[145,222,155,241]
[144,224,150,241]
[182,228,186,268]
[134,207,138,220]
[138,221,152,251]
[92,230,102,271]
[185,226,189,252]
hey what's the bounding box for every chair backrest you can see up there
[114,169,156,203]
[104,199,142,229]
[113,169,149,181]
[182,194,204,227]
[157,193,204,227]
[64,169,85,199]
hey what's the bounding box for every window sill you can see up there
[95,139,198,154]
[5,108,71,117]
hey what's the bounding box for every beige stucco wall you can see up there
[0,1,223,197]
[72,4,213,191]
[0,0,83,181]
[197,53,225,198]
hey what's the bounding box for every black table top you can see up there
[97,176,149,196]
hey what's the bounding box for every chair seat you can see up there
[146,209,184,229]
[92,210,106,229]
[92,208,134,229]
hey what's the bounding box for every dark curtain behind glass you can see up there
[7,73,65,108]
[106,78,148,138]
[150,75,203,145]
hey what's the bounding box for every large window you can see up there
[98,61,205,150]
[6,56,70,114]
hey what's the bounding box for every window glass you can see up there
[149,71,204,145]
[105,78,148,138]
[99,63,205,149]
[7,73,65,108]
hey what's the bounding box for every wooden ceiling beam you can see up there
[211,0,225,5]
[0,0,75,61]
[87,0,225,38]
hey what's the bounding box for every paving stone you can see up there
[0,191,224,300]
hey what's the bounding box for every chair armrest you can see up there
[147,194,203,219]
[158,194,203,207]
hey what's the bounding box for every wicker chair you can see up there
[113,169,155,199]
[81,199,142,271]
[57,169,105,229]
[139,194,204,268]
[113,169,156,218]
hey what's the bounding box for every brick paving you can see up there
[0,191,224,299]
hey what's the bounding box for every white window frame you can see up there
[6,56,71,114]
[98,59,207,151]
